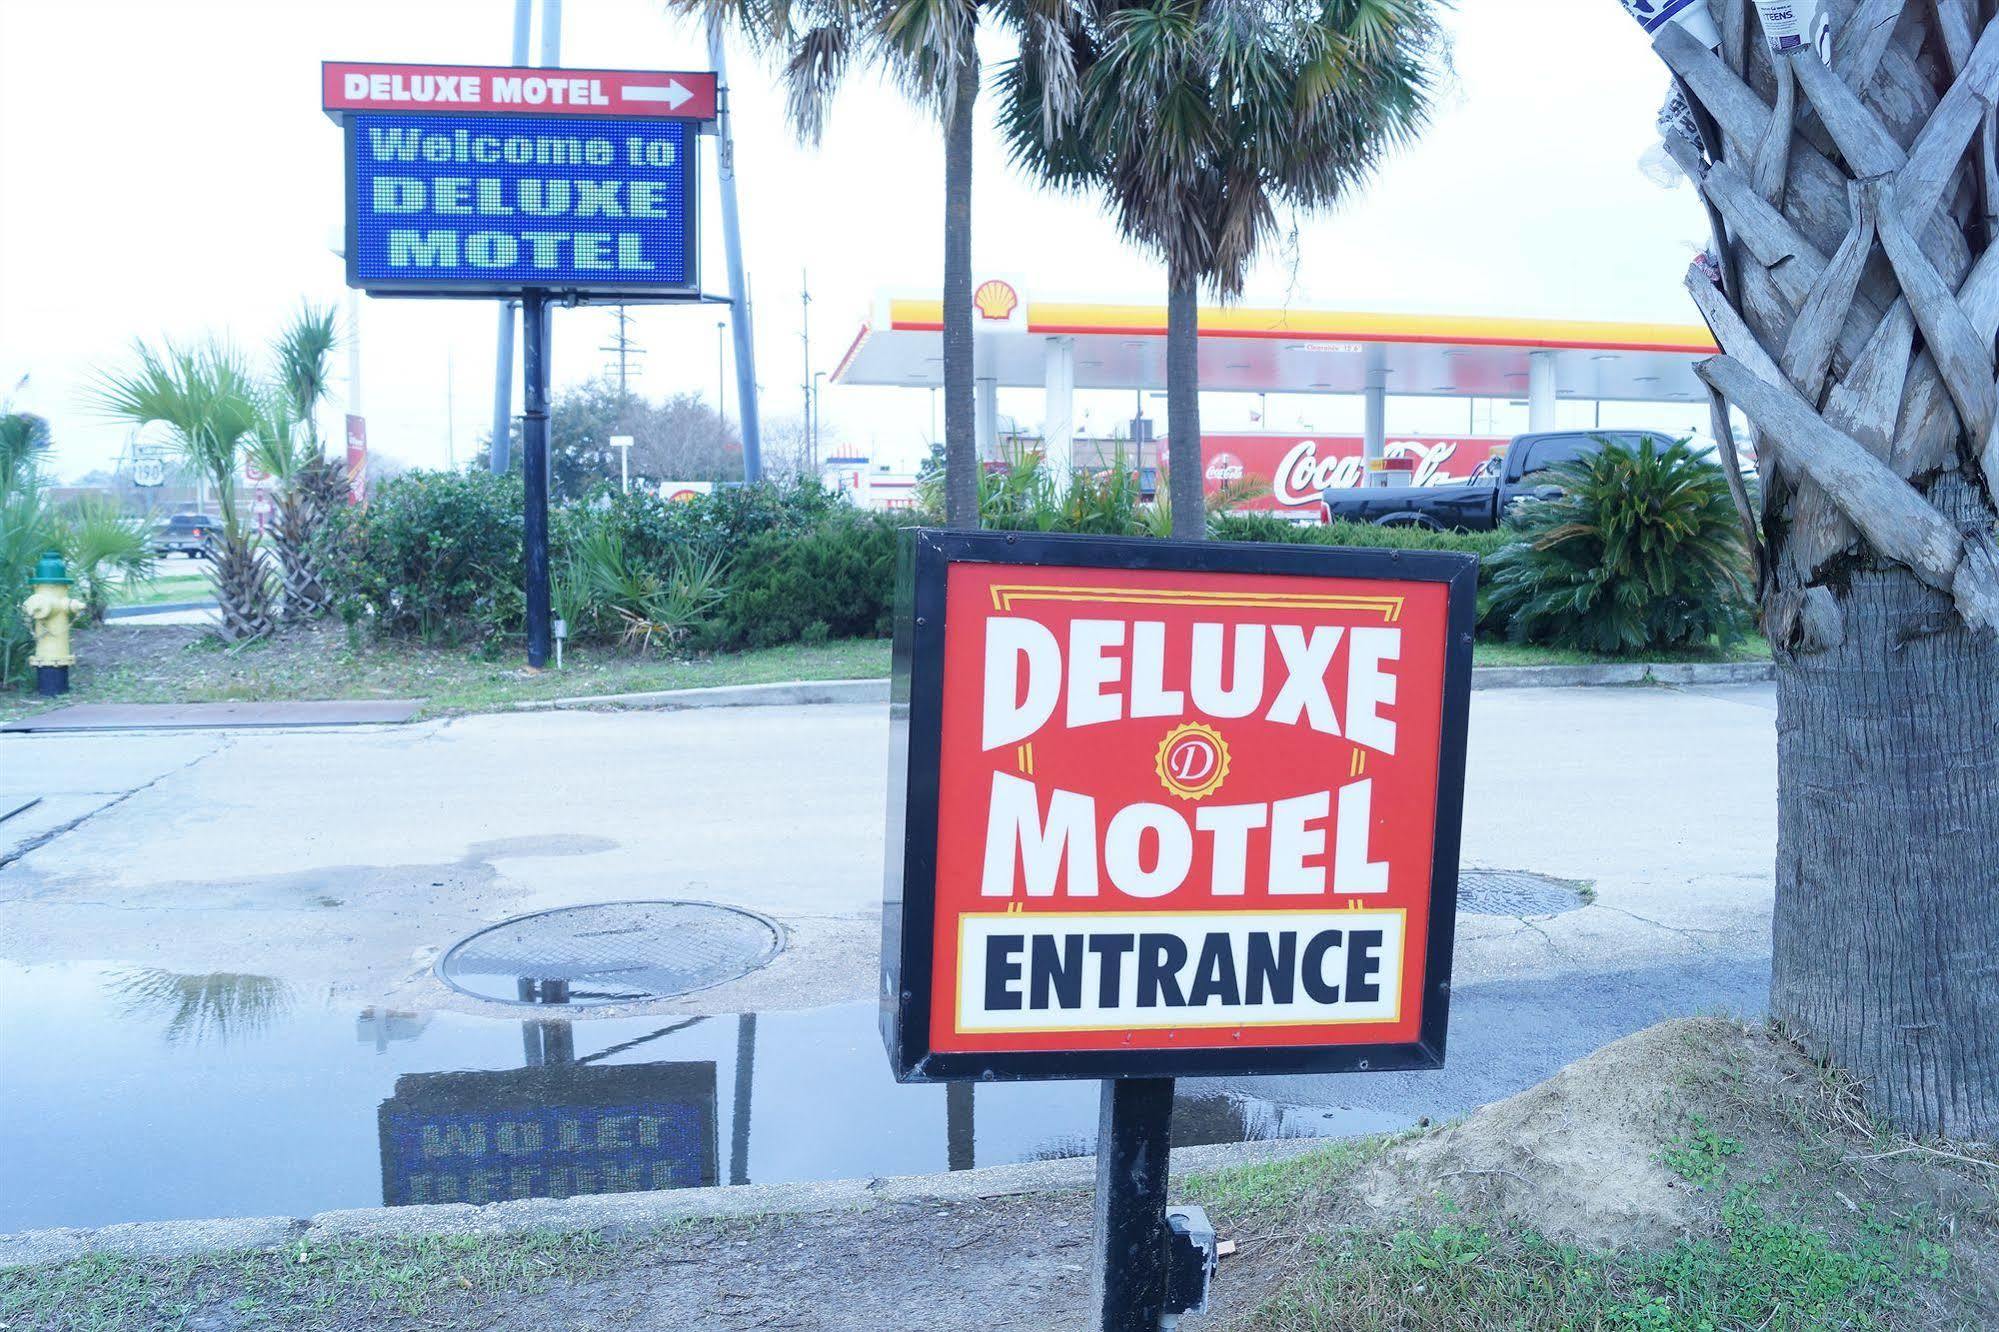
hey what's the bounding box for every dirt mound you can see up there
[1364,1017,1825,1249]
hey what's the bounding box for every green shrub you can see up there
[1480,437,1751,654]
[1213,511,1510,559]
[558,518,727,650]
[565,479,843,570]
[716,511,913,649]
[317,470,525,643]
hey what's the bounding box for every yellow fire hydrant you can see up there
[23,549,84,697]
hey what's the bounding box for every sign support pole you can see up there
[1091,1076,1175,1332]
[522,288,553,668]
[709,22,763,481]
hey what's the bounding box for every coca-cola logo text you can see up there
[1272,439,1465,505]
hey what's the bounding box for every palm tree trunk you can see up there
[942,47,980,530]
[1654,16,1999,1134]
[1166,267,1204,540]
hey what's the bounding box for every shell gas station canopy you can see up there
[831,285,1720,473]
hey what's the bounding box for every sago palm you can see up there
[1001,0,1442,537]
[668,0,1080,528]
[1481,437,1752,653]
[92,340,274,641]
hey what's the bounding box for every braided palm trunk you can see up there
[272,456,347,621]
[1650,1,1999,1136]
[206,528,275,642]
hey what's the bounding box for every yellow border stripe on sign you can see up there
[988,584,1402,621]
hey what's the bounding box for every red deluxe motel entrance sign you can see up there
[881,530,1476,1082]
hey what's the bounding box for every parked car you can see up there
[154,513,223,558]
[1319,430,1678,531]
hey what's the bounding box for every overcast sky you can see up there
[0,0,1714,481]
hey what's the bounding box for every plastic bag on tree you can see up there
[1751,1,1831,59]
[1615,0,1721,50]
[1615,4,1720,187]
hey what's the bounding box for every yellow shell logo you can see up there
[974,280,1019,321]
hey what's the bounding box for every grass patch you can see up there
[0,624,892,722]
[0,1229,623,1332]
[0,619,1770,723]
[1187,1140,1395,1218]
[1254,1196,1948,1332]
[1200,1023,1994,1331]
[108,571,215,609]
[1470,634,1771,667]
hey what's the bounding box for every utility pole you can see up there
[812,370,826,473]
[800,269,813,465]
[709,22,762,479]
[598,305,645,404]
[446,347,456,469]
[716,319,728,432]
[489,0,533,473]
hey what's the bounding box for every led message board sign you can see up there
[344,112,696,297]
[326,62,713,299]
[881,530,1475,1082]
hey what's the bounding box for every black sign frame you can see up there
[340,110,701,301]
[879,528,1476,1085]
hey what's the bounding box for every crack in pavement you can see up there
[0,739,233,872]
[1597,903,1731,946]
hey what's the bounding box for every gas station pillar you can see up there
[1528,351,1557,433]
[1043,337,1076,473]
[1362,363,1389,488]
[976,376,999,460]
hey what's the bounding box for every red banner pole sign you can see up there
[880,530,1475,1329]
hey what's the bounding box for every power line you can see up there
[597,305,647,402]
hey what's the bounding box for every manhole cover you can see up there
[1457,869,1589,917]
[438,901,783,1006]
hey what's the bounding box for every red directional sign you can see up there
[322,62,718,121]
[881,531,1475,1083]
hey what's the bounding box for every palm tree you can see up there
[251,304,344,621]
[1641,9,1999,1135]
[668,0,1079,528]
[93,341,274,641]
[1,412,61,687]
[1001,0,1442,537]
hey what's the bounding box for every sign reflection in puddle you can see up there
[0,963,1406,1232]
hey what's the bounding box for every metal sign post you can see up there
[1092,1077,1175,1330]
[522,289,552,668]
[879,529,1476,1328]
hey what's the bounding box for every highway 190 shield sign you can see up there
[881,530,1476,1082]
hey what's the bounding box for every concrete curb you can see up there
[105,601,216,620]
[0,1138,1329,1268]
[512,662,1772,714]
[1471,660,1774,689]
[511,677,891,712]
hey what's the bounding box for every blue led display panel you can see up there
[346,111,696,296]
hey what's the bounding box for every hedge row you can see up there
[319,452,1748,658]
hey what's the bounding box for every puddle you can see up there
[0,962,1406,1232]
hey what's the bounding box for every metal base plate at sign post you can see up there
[1092,1077,1176,1331]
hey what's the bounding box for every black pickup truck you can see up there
[1319,429,1676,531]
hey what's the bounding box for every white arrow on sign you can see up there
[622,80,693,110]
